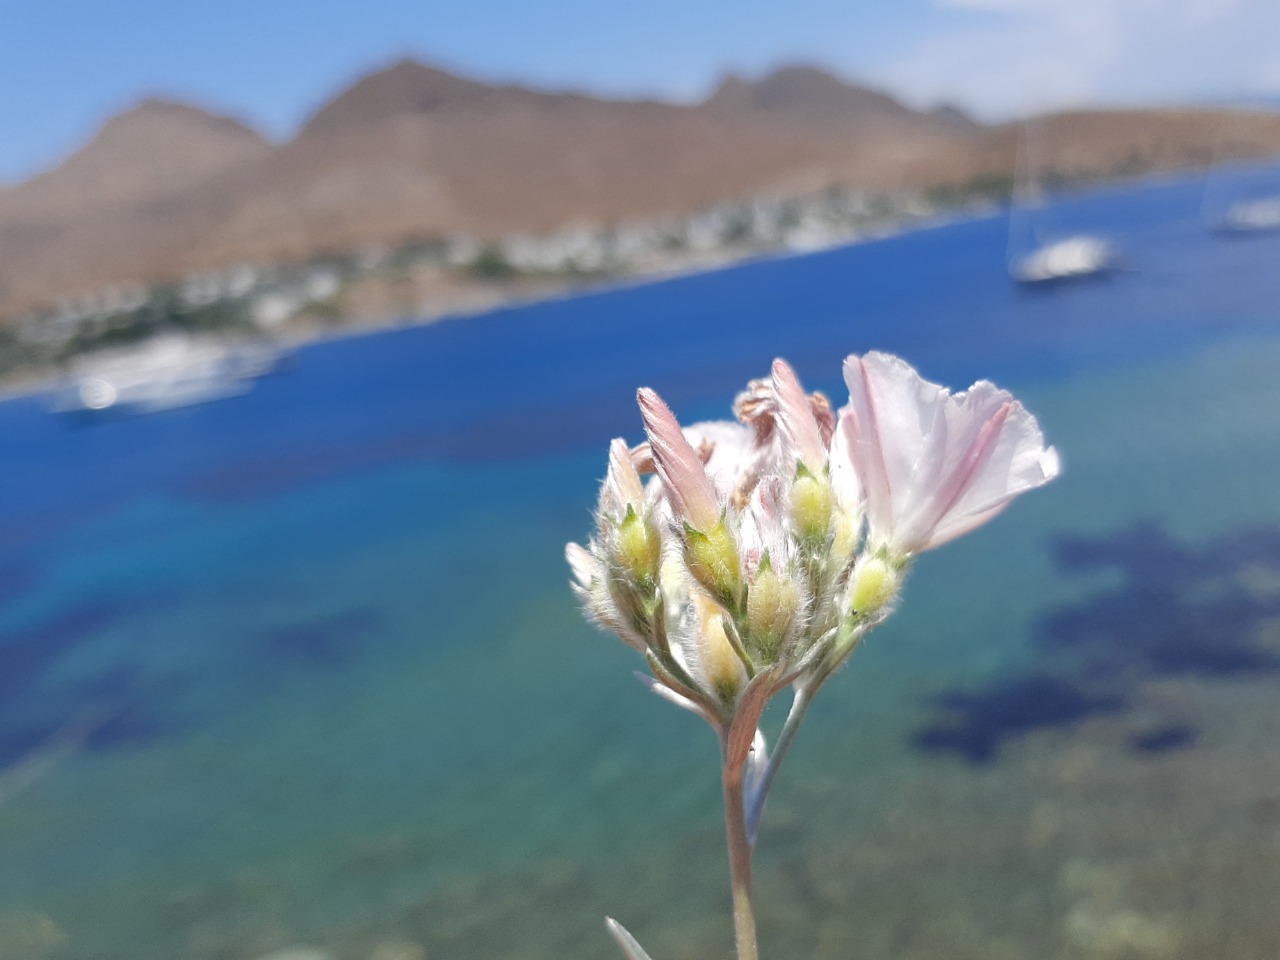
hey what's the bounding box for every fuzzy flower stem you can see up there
[745,684,813,847]
[721,748,759,960]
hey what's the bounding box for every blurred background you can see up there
[2,2,1280,959]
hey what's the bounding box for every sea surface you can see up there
[2,170,1280,960]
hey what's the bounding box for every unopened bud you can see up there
[746,560,800,661]
[791,471,833,544]
[683,519,742,608]
[694,592,747,705]
[850,555,900,616]
[617,505,661,586]
[831,511,857,565]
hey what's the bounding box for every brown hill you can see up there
[0,99,272,314]
[301,58,610,134]
[0,99,270,224]
[907,108,1280,187]
[203,66,966,262]
[2,61,1280,320]
[706,64,979,137]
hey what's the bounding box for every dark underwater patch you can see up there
[1128,723,1197,754]
[0,599,130,702]
[267,607,384,663]
[914,521,1280,764]
[915,674,1126,764]
[0,596,388,771]
[1044,522,1280,679]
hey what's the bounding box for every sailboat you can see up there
[1007,117,1118,284]
[1216,195,1280,233]
[1202,110,1280,236]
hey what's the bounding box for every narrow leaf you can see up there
[606,917,656,960]
[633,671,702,715]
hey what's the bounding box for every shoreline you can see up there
[218,207,989,346]
[5,152,1278,408]
[0,202,996,406]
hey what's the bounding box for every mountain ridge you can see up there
[3,59,1280,319]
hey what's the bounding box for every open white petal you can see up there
[840,352,1058,554]
[828,409,863,517]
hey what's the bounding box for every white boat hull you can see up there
[52,336,284,415]
[1010,235,1116,284]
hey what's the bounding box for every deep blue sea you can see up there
[3,170,1280,960]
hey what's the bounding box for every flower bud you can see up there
[694,592,747,706]
[616,505,661,586]
[831,511,857,566]
[683,519,742,608]
[791,471,833,544]
[849,555,900,617]
[746,559,800,661]
[567,541,648,651]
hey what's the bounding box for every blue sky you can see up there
[2,0,1278,184]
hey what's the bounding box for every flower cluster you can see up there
[567,352,1059,758]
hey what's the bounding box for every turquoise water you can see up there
[2,171,1280,960]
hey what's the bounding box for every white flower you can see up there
[567,351,1059,732]
[838,351,1060,556]
[569,352,1062,943]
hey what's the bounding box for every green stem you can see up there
[745,684,812,846]
[722,749,759,960]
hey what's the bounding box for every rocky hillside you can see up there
[2,59,1279,320]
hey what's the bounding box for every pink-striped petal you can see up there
[637,387,722,531]
[838,352,1058,555]
[770,359,827,475]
